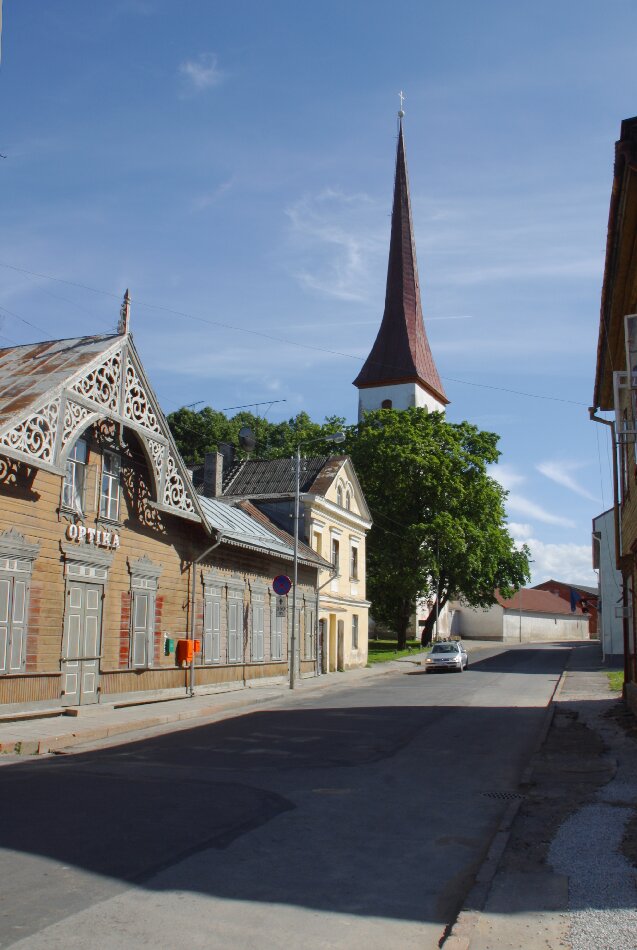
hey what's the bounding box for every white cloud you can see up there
[508,522,534,538]
[191,178,234,211]
[285,189,385,302]
[179,53,223,92]
[506,494,576,529]
[489,463,526,492]
[537,459,600,503]
[489,463,576,528]
[522,537,596,587]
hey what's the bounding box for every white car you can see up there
[425,640,468,673]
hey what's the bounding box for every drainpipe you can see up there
[189,534,222,697]
[315,565,338,676]
[589,409,621,569]
[590,408,630,688]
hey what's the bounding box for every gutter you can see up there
[188,534,223,697]
[589,407,631,690]
[315,566,338,676]
[589,409,621,570]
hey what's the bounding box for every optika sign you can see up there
[66,523,120,550]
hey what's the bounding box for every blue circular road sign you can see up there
[273,574,292,596]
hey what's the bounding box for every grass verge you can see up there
[367,639,427,665]
[607,669,624,693]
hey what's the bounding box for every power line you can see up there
[0,258,587,408]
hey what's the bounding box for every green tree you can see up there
[167,406,346,465]
[345,408,530,649]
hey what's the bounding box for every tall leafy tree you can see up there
[167,406,345,465]
[345,408,530,648]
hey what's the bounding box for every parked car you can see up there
[424,640,468,673]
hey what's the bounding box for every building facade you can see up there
[196,453,372,670]
[593,508,624,665]
[0,314,325,712]
[592,115,637,714]
[453,589,590,643]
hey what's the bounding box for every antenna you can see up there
[398,90,405,118]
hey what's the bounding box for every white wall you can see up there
[594,509,624,662]
[502,610,589,643]
[358,382,445,419]
[453,602,504,640]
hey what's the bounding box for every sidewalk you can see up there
[0,656,426,757]
[445,641,637,950]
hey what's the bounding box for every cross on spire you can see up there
[398,90,405,117]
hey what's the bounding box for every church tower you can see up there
[353,111,448,419]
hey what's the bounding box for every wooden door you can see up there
[62,582,102,705]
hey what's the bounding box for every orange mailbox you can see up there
[176,639,201,666]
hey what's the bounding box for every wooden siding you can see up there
[0,432,318,708]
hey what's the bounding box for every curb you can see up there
[441,661,568,949]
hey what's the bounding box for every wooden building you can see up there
[592,115,637,714]
[0,302,327,712]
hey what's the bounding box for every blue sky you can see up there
[1,0,635,585]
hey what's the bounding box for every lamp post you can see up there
[290,431,346,689]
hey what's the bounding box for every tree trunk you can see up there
[395,600,411,650]
[420,592,450,646]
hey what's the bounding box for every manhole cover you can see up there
[482,790,524,801]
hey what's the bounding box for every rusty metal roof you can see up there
[0,334,120,428]
[353,120,447,404]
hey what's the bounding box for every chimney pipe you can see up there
[203,452,223,498]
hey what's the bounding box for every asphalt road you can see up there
[0,642,570,949]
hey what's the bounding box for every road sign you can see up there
[272,574,292,596]
[276,595,287,618]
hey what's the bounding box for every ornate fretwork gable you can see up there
[0,398,60,465]
[0,336,202,523]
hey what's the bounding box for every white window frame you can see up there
[0,530,40,675]
[270,594,285,661]
[350,542,359,581]
[62,438,88,513]
[352,614,359,650]
[99,450,121,522]
[128,556,162,669]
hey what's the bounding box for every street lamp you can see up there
[290,431,346,689]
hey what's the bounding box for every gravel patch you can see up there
[548,699,637,950]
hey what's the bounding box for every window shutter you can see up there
[252,604,264,661]
[228,600,239,662]
[0,578,10,674]
[9,579,27,672]
[131,590,149,667]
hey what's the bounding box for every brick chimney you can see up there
[203,452,223,498]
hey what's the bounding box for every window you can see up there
[251,593,265,662]
[331,538,340,574]
[227,587,243,662]
[381,399,392,409]
[350,544,359,580]
[351,614,359,650]
[345,490,351,511]
[0,530,39,675]
[313,532,322,557]
[270,597,284,660]
[336,486,343,507]
[304,606,315,659]
[128,556,161,669]
[62,439,88,512]
[100,451,121,521]
[131,588,155,668]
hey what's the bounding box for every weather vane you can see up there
[398,90,405,118]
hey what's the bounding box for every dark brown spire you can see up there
[353,119,448,404]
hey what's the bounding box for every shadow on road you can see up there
[0,642,619,944]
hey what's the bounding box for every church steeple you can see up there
[354,110,448,416]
